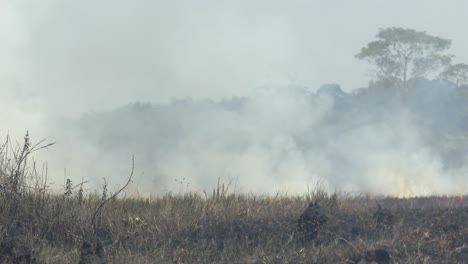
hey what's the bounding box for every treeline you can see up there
[71,27,468,193]
[76,78,468,189]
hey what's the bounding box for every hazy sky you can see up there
[1,0,468,194]
[1,0,468,116]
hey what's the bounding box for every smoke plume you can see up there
[38,80,468,196]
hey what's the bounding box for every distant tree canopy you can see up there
[356,27,453,86]
[440,63,468,87]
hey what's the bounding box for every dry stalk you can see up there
[91,155,135,232]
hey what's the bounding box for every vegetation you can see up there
[356,27,453,86]
[3,26,468,263]
[1,134,468,263]
[440,63,468,86]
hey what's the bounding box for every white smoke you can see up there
[35,82,468,197]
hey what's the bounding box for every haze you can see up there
[1,1,468,195]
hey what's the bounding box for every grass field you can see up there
[1,187,468,263]
[1,134,468,263]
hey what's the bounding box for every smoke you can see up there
[4,0,468,115]
[37,81,468,196]
[2,1,468,195]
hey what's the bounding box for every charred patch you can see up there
[350,248,391,264]
[373,204,394,230]
[297,201,328,241]
[0,236,36,264]
[79,239,107,264]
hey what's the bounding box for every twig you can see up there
[91,156,135,231]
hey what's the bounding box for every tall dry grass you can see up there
[0,133,467,263]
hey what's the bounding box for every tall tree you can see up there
[356,27,453,86]
[440,63,468,86]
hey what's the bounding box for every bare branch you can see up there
[91,156,135,232]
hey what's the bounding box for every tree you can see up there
[356,27,453,86]
[440,63,468,86]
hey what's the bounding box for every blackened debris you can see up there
[373,204,394,230]
[366,249,391,264]
[79,240,107,264]
[0,236,36,264]
[351,248,391,264]
[297,201,328,241]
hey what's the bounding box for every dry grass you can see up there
[2,190,468,263]
[1,134,468,263]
